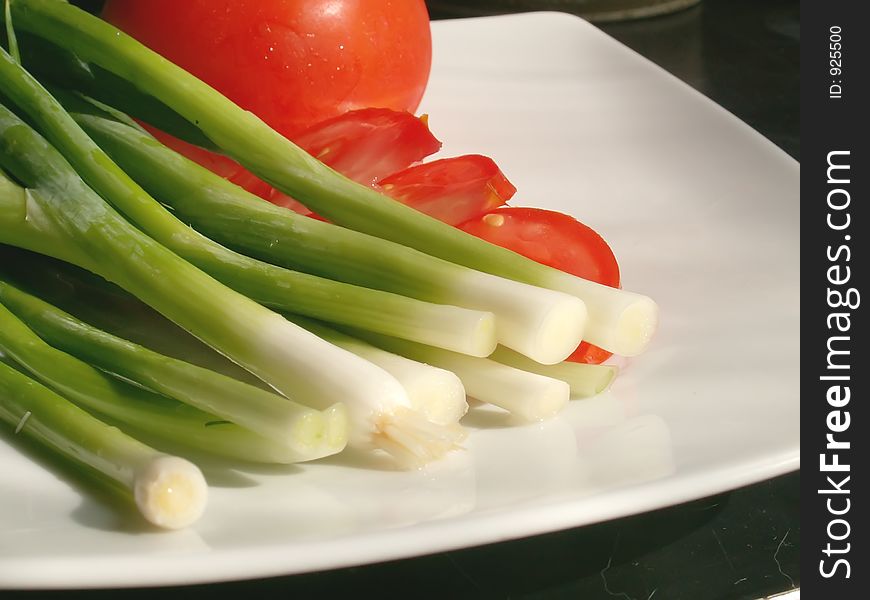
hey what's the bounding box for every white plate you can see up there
[0,12,799,589]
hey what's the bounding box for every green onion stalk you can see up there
[0,299,346,463]
[4,0,657,357]
[3,0,20,63]
[0,359,207,529]
[0,100,459,465]
[337,328,573,423]
[0,48,496,359]
[289,316,468,427]
[71,108,587,365]
[0,167,94,269]
[488,346,617,398]
[0,278,349,455]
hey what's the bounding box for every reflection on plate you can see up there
[0,12,799,589]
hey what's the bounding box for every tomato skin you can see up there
[566,342,614,364]
[458,207,619,363]
[143,107,442,216]
[294,108,442,186]
[102,0,433,138]
[142,124,239,178]
[458,208,620,286]
[378,155,515,225]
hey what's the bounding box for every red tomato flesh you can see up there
[378,155,516,225]
[103,0,433,138]
[294,108,442,186]
[142,124,239,179]
[143,107,442,216]
[458,207,620,363]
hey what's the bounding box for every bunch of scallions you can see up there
[0,0,657,529]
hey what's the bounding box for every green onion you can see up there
[0,360,208,529]
[4,0,656,356]
[17,29,218,150]
[71,109,587,365]
[0,299,342,463]
[0,167,96,270]
[0,49,497,358]
[338,329,571,422]
[3,0,19,64]
[1,98,457,465]
[1,103,466,465]
[0,278,349,453]
[291,316,468,427]
[489,346,617,398]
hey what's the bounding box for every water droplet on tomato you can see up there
[483,214,505,227]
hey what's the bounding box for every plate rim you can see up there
[0,449,798,589]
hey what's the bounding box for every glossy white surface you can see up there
[0,12,799,589]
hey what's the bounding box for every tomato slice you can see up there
[143,108,441,216]
[143,124,239,179]
[458,207,620,363]
[378,155,516,225]
[568,342,614,364]
[294,108,442,186]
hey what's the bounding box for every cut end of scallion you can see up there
[532,294,588,365]
[548,273,659,357]
[488,346,618,399]
[289,401,349,457]
[453,270,588,365]
[133,455,208,530]
[456,358,571,422]
[372,406,467,469]
[459,310,498,358]
[502,376,570,422]
[325,402,351,449]
[402,366,468,426]
[602,295,659,357]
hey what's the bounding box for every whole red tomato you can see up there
[102,0,433,138]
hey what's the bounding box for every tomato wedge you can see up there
[458,207,620,363]
[378,155,516,225]
[295,108,442,186]
[143,124,238,178]
[144,108,441,216]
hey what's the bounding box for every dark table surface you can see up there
[11,1,800,598]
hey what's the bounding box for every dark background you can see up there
[10,1,799,598]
